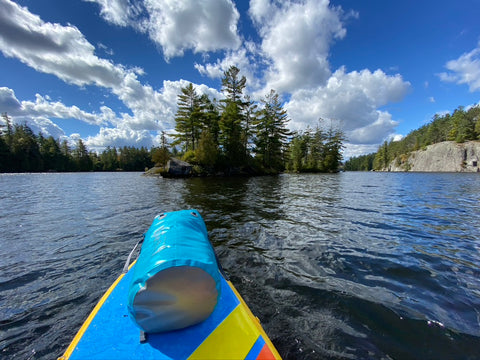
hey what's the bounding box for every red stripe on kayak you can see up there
[256,343,276,360]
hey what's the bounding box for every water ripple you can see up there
[1,172,480,359]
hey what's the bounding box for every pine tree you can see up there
[195,130,218,168]
[322,125,345,172]
[59,140,73,171]
[221,66,246,105]
[287,132,307,172]
[100,146,119,170]
[453,107,475,143]
[11,124,42,172]
[374,140,389,170]
[199,94,220,146]
[219,66,247,166]
[39,135,63,171]
[254,90,290,171]
[1,112,13,148]
[173,83,202,152]
[242,95,257,159]
[219,101,244,166]
[152,131,170,168]
[0,112,13,171]
[74,139,92,171]
[308,126,325,170]
[0,136,11,172]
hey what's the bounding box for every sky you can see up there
[0,0,479,158]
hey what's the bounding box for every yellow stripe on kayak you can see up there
[188,281,282,360]
[58,261,136,360]
[188,304,257,359]
[225,281,282,360]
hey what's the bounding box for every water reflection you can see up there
[181,176,250,227]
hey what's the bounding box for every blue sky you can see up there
[0,0,479,158]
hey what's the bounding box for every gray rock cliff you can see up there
[164,158,192,177]
[385,141,480,172]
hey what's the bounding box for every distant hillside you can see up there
[345,104,480,171]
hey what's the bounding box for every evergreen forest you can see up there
[171,66,344,175]
[0,112,154,172]
[0,66,345,174]
[345,105,480,171]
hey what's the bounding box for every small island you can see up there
[0,66,345,176]
[145,66,344,177]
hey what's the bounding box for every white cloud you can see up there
[247,0,409,147]
[250,0,347,94]
[0,80,221,151]
[0,0,223,150]
[195,45,262,91]
[347,111,399,144]
[438,43,480,92]
[390,134,404,142]
[248,0,275,24]
[0,0,125,88]
[23,94,109,126]
[0,0,411,153]
[0,0,169,133]
[194,0,410,149]
[97,42,114,56]
[86,0,241,60]
[85,125,154,151]
[84,0,143,27]
[0,86,110,138]
[0,87,22,113]
[0,88,66,139]
[15,115,67,140]
[195,48,248,79]
[285,67,410,144]
[343,143,379,160]
[146,0,241,59]
[343,132,403,159]
[197,0,353,95]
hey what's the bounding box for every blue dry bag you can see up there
[127,210,221,333]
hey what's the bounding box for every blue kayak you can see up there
[59,210,281,360]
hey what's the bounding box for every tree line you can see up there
[0,65,345,174]
[344,152,375,171]
[0,112,154,172]
[171,66,344,174]
[286,126,345,173]
[345,104,480,171]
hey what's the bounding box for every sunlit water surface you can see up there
[1,172,479,359]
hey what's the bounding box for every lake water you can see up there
[0,172,479,359]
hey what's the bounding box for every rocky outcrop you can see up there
[143,158,193,177]
[163,158,193,177]
[143,166,163,176]
[385,141,480,172]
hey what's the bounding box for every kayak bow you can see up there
[59,210,281,360]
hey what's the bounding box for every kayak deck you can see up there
[60,264,280,359]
